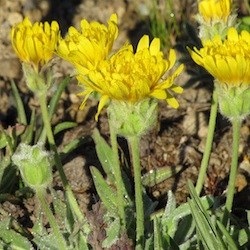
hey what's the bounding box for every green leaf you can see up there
[164,190,176,217]
[54,121,78,135]
[48,77,71,119]
[160,191,178,238]
[144,234,154,250]
[216,220,238,249]
[233,227,250,247]
[0,130,8,149]
[38,76,71,142]
[102,217,121,248]
[50,189,67,228]
[151,191,214,245]
[22,109,36,144]
[92,129,115,183]
[11,80,27,125]
[154,217,164,250]
[142,165,183,187]
[0,164,18,193]
[33,234,61,250]
[0,219,33,250]
[90,166,117,214]
[187,180,226,250]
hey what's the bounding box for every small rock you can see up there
[7,12,23,26]
[0,58,21,78]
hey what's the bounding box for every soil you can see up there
[1,0,250,248]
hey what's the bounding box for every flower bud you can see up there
[12,143,53,190]
[108,99,158,138]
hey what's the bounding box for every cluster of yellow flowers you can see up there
[11,14,183,124]
[56,14,118,75]
[10,0,250,122]
[193,0,250,120]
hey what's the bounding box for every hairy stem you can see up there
[38,93,84,222]
[128,136,144,250]
[195,89,218,195]
[223,118,241,225]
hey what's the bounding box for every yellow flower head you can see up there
[11,17,59,71]
[78,35,184,119]
[189,27,250,86]
[198,0,232,23]
[57,14,118,75]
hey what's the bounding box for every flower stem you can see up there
[128,136,144,250]
[38,93,84,222]
[195,89,218,196]
[36,188,67,250]
[109,123,126,230]
[223,118,241,225]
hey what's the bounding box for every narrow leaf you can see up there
[54,121,77,135]
[0,220,33,250]
[216,220,238,249]
[90,166,117,214]
[188,181,226,250]
[142,165,183,187]
[92,129,115,183]
[38,76,71,142]
[22,108,36,144]
[11,80,27,125]
[102,218,121,248]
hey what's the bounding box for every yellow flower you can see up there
[77,35,184,119]
[189,27,250,85]
[190,27,250,120]
[198,0,232,23]
[57,14,118,75]
[11,17,59,71]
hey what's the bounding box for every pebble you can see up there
[0,58,21,79]
[7,12,23,25]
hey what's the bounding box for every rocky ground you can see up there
[0,0,250,246]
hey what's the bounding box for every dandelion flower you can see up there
[190,27,250,119]
[77,35,184,119]
[189,27,250,85]
[11,17,59,71]
[57,14,118,75]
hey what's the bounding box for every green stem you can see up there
[38,93,84,222]
[128,136,144,250]
[223,118,241,225]
[36,188,67,250]
[195,89,218,196]
[109,123,126,230]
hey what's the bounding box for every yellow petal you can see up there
[149,38,160,56]
[150,89,167,100]
[137,35,149,52]
[166,96,179,109]
[168,49,176,69]
[171,85,183,94]
[95,95,109,120]
[227,27,238,42]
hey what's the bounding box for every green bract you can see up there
[216,81,250,121]
[108,98,158,137]
[12,143,53,190]
[22,63,53,96]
